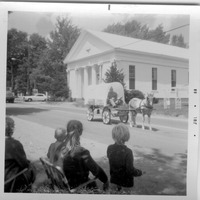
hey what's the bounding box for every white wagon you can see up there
[85,82,130,124]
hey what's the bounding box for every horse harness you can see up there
[135,98,153,114]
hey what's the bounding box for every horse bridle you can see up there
[140,97,153,110]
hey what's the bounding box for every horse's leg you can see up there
[129,110,133,127]
[129,110,137,127]
[133,112,137,127]
[148,114,152,131]
[142,113,145,130]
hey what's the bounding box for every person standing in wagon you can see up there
[107,123,143,193]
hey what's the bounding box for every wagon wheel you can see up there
[102,109,111,124]
[87,107,94,121]
[119,112,129,123]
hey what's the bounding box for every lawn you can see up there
[152,98,188,118]
[32,149,187,195]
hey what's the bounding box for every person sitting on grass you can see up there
[4,116,36,192]
[107,123,143,193]
[62,120,109,191]
[47,127,67,167]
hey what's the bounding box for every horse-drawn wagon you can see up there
[85,82,154,130]
[85,82,130,124]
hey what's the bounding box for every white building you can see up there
[64,29,189,99]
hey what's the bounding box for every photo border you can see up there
[0,1,199,200]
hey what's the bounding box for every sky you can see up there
[8,10,190,44]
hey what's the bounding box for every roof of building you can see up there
[86,29,188,59]
[64,29,189,63]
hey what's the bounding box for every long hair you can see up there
[53,120,83,163]
[66,120,83,155]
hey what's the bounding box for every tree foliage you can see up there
[147,24,170,44]
[36,16,80,98]
[171,34,187,48]
[7,16,80,98]
[104,62,125,87]
[14,33,47,95]
[104,19,187,48]
[7,29,29,93]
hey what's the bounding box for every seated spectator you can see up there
[47,127,67,167]
[4,116,36,192]
[62,120,109,191]
[107,123,143,193]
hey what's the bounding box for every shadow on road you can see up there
[88,118,159,131]
[90,118,120,125]
[6,107,49,116]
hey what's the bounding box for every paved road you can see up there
[6,102,188,156]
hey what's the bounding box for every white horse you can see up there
[128,93,154,130]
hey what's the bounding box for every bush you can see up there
[124,89,144,103]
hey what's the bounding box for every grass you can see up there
[153,98,188,118]
[31,149,187,195]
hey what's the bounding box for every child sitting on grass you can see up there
[47,127,67,167]
[107,123,143,193]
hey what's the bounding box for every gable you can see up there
[64,30,113,63]
[87,30,188,60]
[64,29,189,64]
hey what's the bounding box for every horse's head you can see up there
[144,93,154,108]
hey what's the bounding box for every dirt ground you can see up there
[12,116,187,195]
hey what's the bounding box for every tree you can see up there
[7,29,48,95]
[104,61,125,87]
[104,20,149,40]
[13,33,47,95]
[37,16,80,99]
[7,16,80,98]
[104,20,187,48]
[47,16,80,61]
[7,29,28,92]
[147,24,170,44]
[171,34,187,48]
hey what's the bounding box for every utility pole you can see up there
[11,57,19,92]
[11,59,14,91]
[26,36,31,95]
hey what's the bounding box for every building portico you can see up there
[67,61,109,99]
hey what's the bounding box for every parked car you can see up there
[23,93,47,102]
[6,91,15,103]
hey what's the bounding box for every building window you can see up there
[129,65,135,89]
[152,68,157,90]
[171,70,176,88]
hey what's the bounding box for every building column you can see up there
[99,65,102,84]
[66,69,71,98]
[75,68,82,98]
[75,68,79,98]
[91,65,97,85]
[84,67,89,98]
